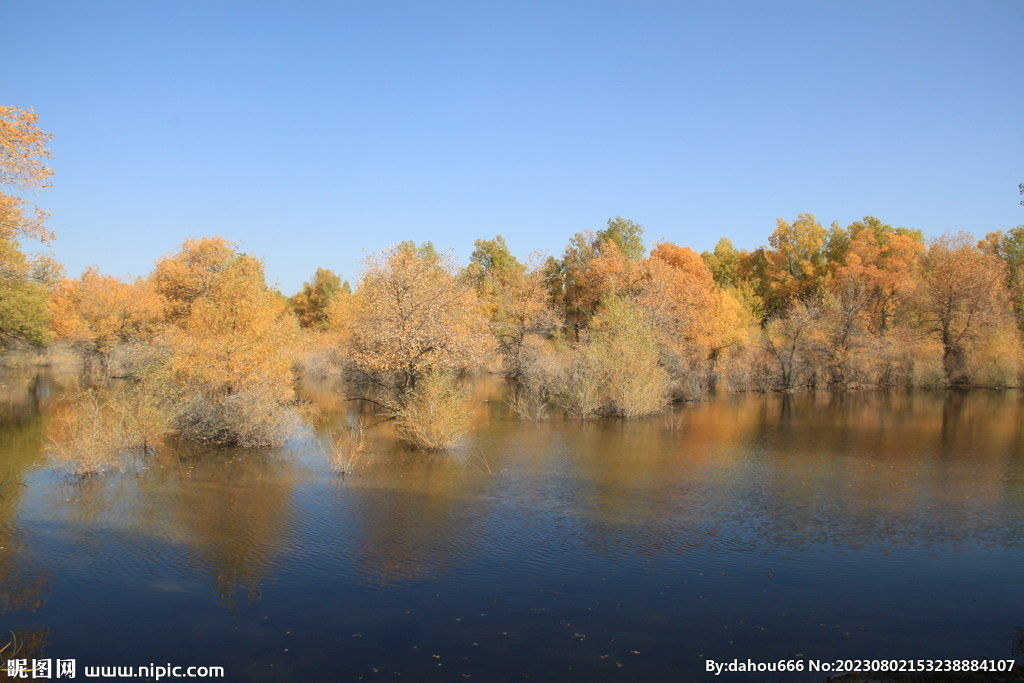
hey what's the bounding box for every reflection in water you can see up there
[0,372,61,669]
[132,446,299,608]
[1,369,1023,681]
[0,628,49,665]
[345,453,490,585]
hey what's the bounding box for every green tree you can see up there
[291,268,347,330]
[469,235,522,280]
[700,237,741,288]
[597,216,645,261]
[979,226,1024,331]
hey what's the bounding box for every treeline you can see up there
[3,106,1023,457]
[6,218,1024,449]
[280,216,1023,426]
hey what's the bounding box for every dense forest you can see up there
[4,107,1024,461]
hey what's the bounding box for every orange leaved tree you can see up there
[49,267,163,367]
[639,243,747,396]
[152,237,300,446]
[912,232,1012,385]
[0,106,54,244]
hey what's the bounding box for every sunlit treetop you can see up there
[597,217,645,262]
[0,107,54,193]
[0,107,55,244]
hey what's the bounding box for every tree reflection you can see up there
[133,445,298,609]
[555,389,1024,555]
[343,439,489,585]
[0,371,56,665]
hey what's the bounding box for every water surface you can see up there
[2,372,1023,681]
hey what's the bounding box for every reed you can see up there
[325,418,367,474]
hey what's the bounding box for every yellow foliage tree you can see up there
[0,106,54,244]
[638,243,747,394]
[832,227,923,333]
[346,242,493,396]
[764,214,828,313]
[0,107,57,348]
[912,232,1013,385]
[50,267,163,363]
[291,267,347,330]
[153,237,299,446]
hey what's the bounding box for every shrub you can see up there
[48,384,171,476]
[174,382,300,448]
[515,297,669,418]
[324,418,367,474]
[393,370,471,450]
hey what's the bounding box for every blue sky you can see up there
[6,1,1022,295]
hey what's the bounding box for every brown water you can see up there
[1,371,1023,681]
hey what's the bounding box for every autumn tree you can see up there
[834,217,923,260]
[1,106,55,243]
[153,237,300,446]
[49,267,163,366]
[639,242,747,395]
[469,236,558,377]
[555,230,601,329]
[810,220,926,385]
[761,298,824,390]
[912,232,1011,385]
[816,286,875,386]
[0,107,57,348]
[555,224,647,331]
[346,242,493,396]
[762,214,829,314]
[291,268,347,330]
[979,226,1024,331]
[340,242,493,449]
[832,225,923,334]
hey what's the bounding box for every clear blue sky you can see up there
[7,0,1022,295]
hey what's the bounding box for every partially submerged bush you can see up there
[48,389,122,476]
[515,297,669,419]
[154,237,301,447]
[324,418,367,474]
[393,370,471,450]
[174,383,301,448]
[48,384,171,476]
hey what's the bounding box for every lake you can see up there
[1,370,1023,681]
